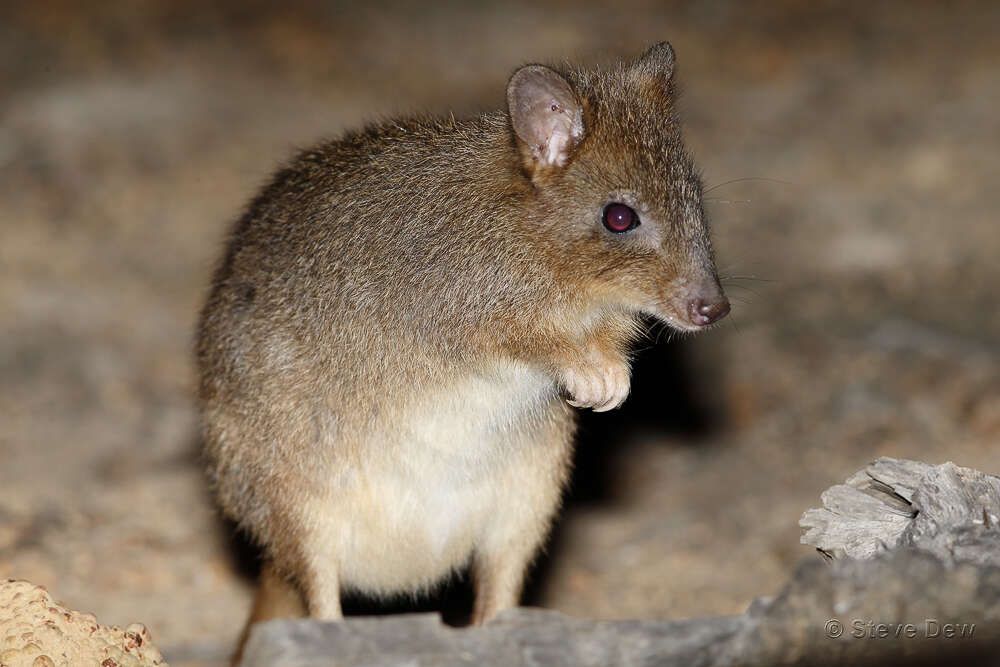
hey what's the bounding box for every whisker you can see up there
[721,274,774,282]
[723,283,765,296]
[715,258,769,276]
[720,276,775,291]
[654,321,673,346]
[704,176,796,195]
[704,197,752,205]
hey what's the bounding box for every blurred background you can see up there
[1,1,998,664]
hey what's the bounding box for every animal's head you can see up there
[508,42,729,332]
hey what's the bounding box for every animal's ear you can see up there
[635,41,676,84]
[507,65,584,173]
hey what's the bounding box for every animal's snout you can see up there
[688,293,730,327]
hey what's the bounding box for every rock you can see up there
[0,580,166,667]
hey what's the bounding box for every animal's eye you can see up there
[602,203,639,233]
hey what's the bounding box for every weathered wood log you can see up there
[799,457,1000,566]
[242,458,1000,666]
[242,610,745,667]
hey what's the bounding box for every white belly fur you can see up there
[305,361,559,595]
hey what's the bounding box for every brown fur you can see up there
[196,42,727,662]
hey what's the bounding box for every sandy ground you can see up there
[2,1,998,664]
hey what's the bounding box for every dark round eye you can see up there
[602,203,639,233]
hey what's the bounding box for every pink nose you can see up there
[689,295,730,327]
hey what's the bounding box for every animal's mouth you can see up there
[641,306,704,334]
[642,281,731,332]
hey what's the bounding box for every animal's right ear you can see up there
[507,65,584,175]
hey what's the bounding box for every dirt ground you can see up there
[2,1,998,664]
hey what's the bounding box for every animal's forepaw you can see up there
[560,351,631,412]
